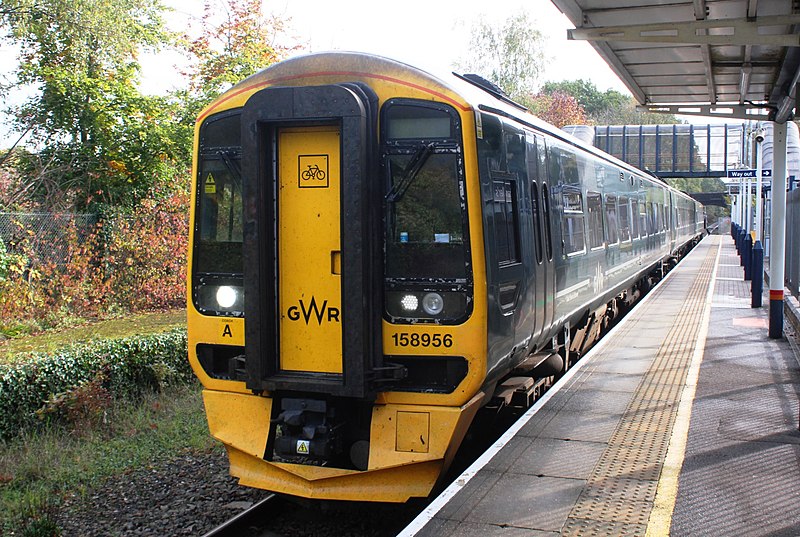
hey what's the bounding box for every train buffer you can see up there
[400,234,800,536]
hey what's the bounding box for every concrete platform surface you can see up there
[399,235,800,537]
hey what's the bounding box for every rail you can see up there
[200,494,278,537]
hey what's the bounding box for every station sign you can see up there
[727,169,772,178]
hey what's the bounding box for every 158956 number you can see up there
[391,332,453,348]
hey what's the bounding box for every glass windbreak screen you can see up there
[386,152,466,279]
[195,158,243,274]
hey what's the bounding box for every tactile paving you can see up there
[562,241,718,536]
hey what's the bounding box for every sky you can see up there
[146,0,630,96]
[1,0,630,147]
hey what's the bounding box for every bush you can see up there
[0,329,190,441]
[0,187,189,335]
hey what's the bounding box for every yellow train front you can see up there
[187,52,704,503]
[188,52,491,502]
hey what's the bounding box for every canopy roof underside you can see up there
[550,0,800,123]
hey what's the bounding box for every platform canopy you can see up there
[550,0,800,123]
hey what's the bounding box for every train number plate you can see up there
[391,333,453,348]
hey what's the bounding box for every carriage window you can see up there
[542,183,553,260]
[631,197,641,239]
[586,192,604,249]
[605,194,619,244]
[618,195,632,242]
[639,198,648,237]
[493,178,520,265]
[531,182,543,264]
[561,190,585,255]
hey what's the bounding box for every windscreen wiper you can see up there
[217,150,242,185]
[385,142,435,203]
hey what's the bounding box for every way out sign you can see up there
[727,169,772,178]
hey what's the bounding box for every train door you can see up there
[241,84,382,398]
[537,136,556,340]
[525,132,548,347]
[277,126,343,374]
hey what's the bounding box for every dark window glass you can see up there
[586,191,604,249]
[631,197,641,238]
[194,112,243,276]
[531,181,543,264]
[493,178,520,265]
[561,190,585,255]
[385,152,466,279]
[542,184,553,260]
[639,197,648,237]
[195,158,243,274]
[200,113,241,149]
[619,195,631,242]
[386,104,453,139]
[605,194,619,244]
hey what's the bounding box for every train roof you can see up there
[202,51,701,207]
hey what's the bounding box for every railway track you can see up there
[200,495,279,537]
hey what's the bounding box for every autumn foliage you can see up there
[0,188,189,335]
[525,91,588,128]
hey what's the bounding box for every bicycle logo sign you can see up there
[298,155,329,188]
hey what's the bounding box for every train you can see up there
[186,52,705,503]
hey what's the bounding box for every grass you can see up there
[0,309,202,534]
[0,310,186,361]
[0,382,215,535]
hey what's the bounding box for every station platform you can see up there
[399,234,800,536]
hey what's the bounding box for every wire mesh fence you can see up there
[0,212,98,267]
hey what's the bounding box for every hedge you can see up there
[0,328,191,441]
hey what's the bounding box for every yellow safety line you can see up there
[645,237,722,537]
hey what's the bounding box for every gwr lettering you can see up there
[287,296,340,325]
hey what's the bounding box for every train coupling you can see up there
[272,398,342,461]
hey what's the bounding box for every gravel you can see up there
[55,447,423,537]
[56,448,265,536]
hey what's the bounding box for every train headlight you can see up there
[195,281,244,315]
[422,293,444,315]
[216,286,238,309]
[400,294,419,311]
[385,290,469,323]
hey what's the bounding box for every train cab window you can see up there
[194,112,243,277]
[493,178,520,265]
[531,182,543,264]
[561,190,586,256]
[586,192,604,249]
[618,196,632,242]
[382,101,467,281]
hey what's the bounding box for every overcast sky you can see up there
[143,0,629,95]
[2,0,630,147]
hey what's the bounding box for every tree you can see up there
[525,91,587,128]
[184,0,300,105]
[540,79,679,125]
[456,12,546,99]
[0,0,182,210]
